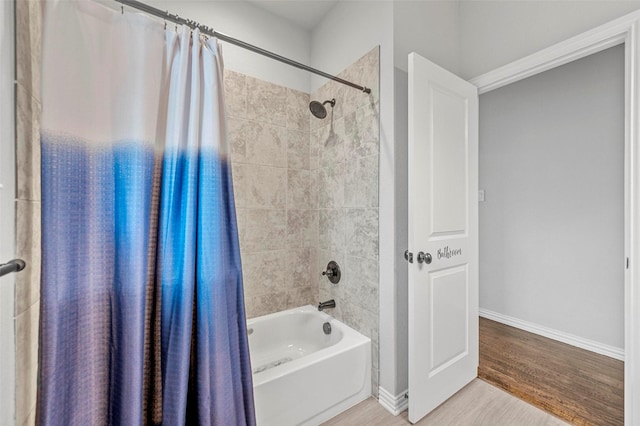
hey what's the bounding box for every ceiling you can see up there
[246,0,339,30]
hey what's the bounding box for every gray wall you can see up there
[479,45,624,349]
[393,67,409,396]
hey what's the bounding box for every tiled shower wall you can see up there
[15,0,43,424]
[312,47,380,396]
[225,70,318,318]
[226,47,380,395]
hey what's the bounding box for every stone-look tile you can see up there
[327,83,347,122]
[21,406,36,426]
[372,341,379,371]
[319,122,345,169]
[286,210,317,249]
[286,88,310,132]
[287,129,310,170]
[372,367,380,399]
[286,287,315,309]
[318,163,344,209]
[285,248,314,289]
[228,117,247,162]
[246,290,290,319]
[242,209,286,252]
[15,200,41,316]
[16,0,43,102]
[344,256,378,315]
[345,154,379,208]
[345,208,379,260]
[319,209,345,253]
[345,104,380,160]
[247,76,287,127]
[309,124,324,171]
[310,170,319,210]
[232,163,286,209]
[287,169,313,209]
[236,208,247,247]
[224,69,247,118]
[341,299,377,341]
[241,250,287,297]
[16,302,39,426]
[228,119,287,167]
[16,84,41,201]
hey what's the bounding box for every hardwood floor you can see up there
[322,379,567,425]
[479,318,624,425]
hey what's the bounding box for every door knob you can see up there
[417,252,432,264]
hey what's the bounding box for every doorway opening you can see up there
[477,44,625,425]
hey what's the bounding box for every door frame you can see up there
[469,10,640,426]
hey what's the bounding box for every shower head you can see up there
[309,98,336,119]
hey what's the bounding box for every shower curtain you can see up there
[38,1,255,424]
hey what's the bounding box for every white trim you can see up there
[472,10,640,425]
[479,309,624,361]
[469,10,640,94]
[378,386,408,416]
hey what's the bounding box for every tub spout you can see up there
[318,299,336,311]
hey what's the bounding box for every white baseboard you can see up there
[378,387,408,416]
[479,308,624,361]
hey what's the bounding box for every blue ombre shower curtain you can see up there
[38,1,255,424]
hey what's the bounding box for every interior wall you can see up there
[393,0,460,74]
[147,0,312,92]
[479,45,625,350]
[393,68,409,396]
[459,0,640,79]
[0,0,16,424]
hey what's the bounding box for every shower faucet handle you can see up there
[321,261,341,284]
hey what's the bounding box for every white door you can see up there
[407,52,479,423]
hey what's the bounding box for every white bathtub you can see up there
[247,305,371,426]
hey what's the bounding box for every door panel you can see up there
[431,85,468,234]
[408,52,478,424]
[431,266,468,373]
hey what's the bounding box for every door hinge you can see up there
[627,257,630,269]
[404,392,409,399]
[404,250,414,263]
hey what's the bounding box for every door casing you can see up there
[469,10,640,425]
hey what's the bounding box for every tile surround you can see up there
[228,46,379,395]
[246,76,288,127]
[16,302,39,423]
[311,47,380,397]
[15,200,41,316]
[15,1,43,424]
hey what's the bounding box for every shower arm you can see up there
[115,0,372,95]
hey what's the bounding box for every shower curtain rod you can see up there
[115,0,372,94]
